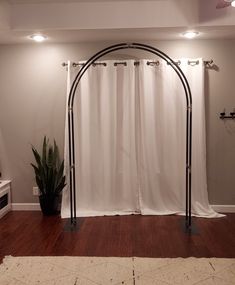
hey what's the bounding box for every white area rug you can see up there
[0,256,235,284]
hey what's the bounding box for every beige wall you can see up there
[0,39,235,204]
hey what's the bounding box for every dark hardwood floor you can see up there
[0,211,235,263]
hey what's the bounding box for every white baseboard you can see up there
[11,203,40,211]
[211,205,235,213]
[10,203,235,213]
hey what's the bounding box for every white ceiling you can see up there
[0,0,235,44]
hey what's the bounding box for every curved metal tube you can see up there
[67,43,192,228]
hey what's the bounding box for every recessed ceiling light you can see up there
[30,34,47,42]
[231,0,235,7]
[182,31,199,39]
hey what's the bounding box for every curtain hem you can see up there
[61,209,225,219]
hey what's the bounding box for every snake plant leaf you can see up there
[47,146,54,168]
[30,163,39,174]
[31,163,41,180]
[47,166,53,193]
[42,136,47,168]
[56,161,64,185]
[54,161,65,190]
[53,140,60,168]
[32,147,42,168]
[55,175,66,194]
[41,165,47,191]
[35,176,45,195]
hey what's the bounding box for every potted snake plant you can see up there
[31,136,66,215]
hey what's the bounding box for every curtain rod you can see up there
[62,59,214,68]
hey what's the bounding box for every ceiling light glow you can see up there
[30,34,47,42]
[183,31,199,39]
[231,1,235,7]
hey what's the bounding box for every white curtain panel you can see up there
[61,59,221,218]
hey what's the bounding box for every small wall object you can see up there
[220,109,235,119]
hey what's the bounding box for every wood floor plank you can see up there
[0,211,234,263]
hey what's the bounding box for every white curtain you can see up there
[61,59,222,218]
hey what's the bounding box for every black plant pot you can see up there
[39,195,61,216]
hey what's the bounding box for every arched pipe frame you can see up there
[67,43,192,229]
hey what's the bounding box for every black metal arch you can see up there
[67,42,192,229]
